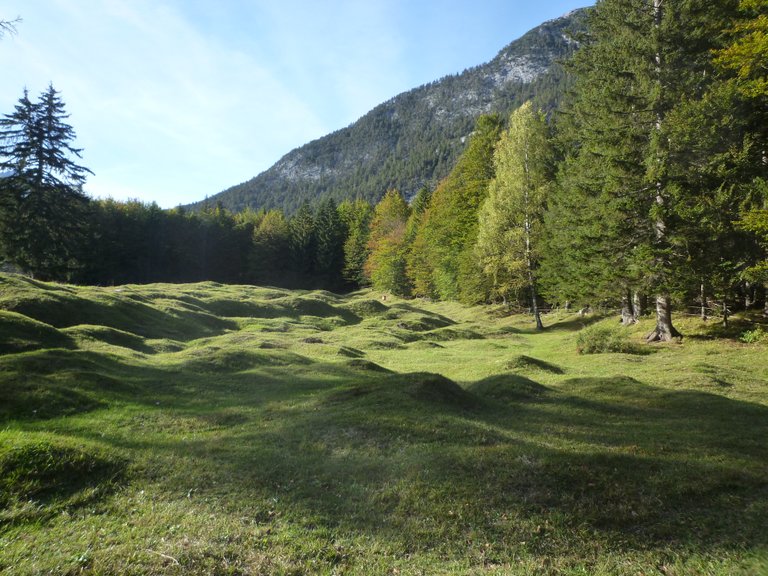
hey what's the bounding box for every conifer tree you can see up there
[0,85,92,280]
[288,202,317,287]
[546,0,740,340]
[476,102,552,327]
[314,198,346,290]
[338,199,373,289]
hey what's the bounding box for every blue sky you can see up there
[1,1,591,208]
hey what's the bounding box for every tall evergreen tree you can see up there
[338,199,373,289]
[546,0,740,340]
[0,85,92,280]
[288,202,317,287]
[314,198,346,290]
[476,102,552,327]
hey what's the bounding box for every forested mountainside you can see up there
[194,9,585,215]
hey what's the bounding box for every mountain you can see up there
[195,9,587,215]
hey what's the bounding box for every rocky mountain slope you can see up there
[196,9,586,214]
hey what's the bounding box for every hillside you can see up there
[2,273,767,574]
[194,10,585,214]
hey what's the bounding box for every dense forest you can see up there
[0,0,766,341]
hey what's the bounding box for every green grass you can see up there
[1,273,767,575]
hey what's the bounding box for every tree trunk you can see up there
[646,294,682,342]
[764,282,768,317]
[621,291,636,325]
[530,283,543,330]
[744,281,754,309]
[700,282,708,321]
[722,295,729,328]
[632,292,646,320]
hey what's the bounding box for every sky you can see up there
[1,1,591,208]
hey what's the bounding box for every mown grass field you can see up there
[1,273,767,575]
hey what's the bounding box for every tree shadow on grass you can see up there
[9,349,768,568]
[188,372,768,559]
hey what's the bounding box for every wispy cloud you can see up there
[0,0,591,207]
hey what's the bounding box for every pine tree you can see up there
[476,102,552,327]
[338,199,373,289]
[288,202,317,287]
[314,198,346,290]
[0,85,93,280]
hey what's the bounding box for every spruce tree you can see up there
[314,198,346,290]
[338,199,373,289]
[546,0,740,340]
[0,85,92,280]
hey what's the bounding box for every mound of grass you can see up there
[339,298,389,317]
[0,311,75,354]
[344,359,392,373]
[62,324,152,353]
[505,354,565,374]
[0,440,125,513]
[337,345,365,358]
[425,327,485,341]
[470,373,549,403]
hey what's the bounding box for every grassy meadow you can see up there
[1,273,767,575]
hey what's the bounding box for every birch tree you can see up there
[476,102,552,328]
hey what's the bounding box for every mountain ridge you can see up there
[194,8,587,214]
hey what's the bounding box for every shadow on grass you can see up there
[5,338,767,566]
[62,365,768,561]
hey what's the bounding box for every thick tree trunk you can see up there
[621,291,636,325]
[646,294,682,342]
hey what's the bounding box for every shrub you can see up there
[739,327,766,344]
[576,324,641,355]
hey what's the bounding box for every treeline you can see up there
[353,0,768,341]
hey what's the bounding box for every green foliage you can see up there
[476,102,552,317]
[740,325,766,343]
[339,199,373,288]
[715,0,768,99]
[365,190,411,295]
[575,322,645,355]
[248,209,291,286]
[411,114,503,301]
[0,86,92,280]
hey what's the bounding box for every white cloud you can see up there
[1,0,330,207]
